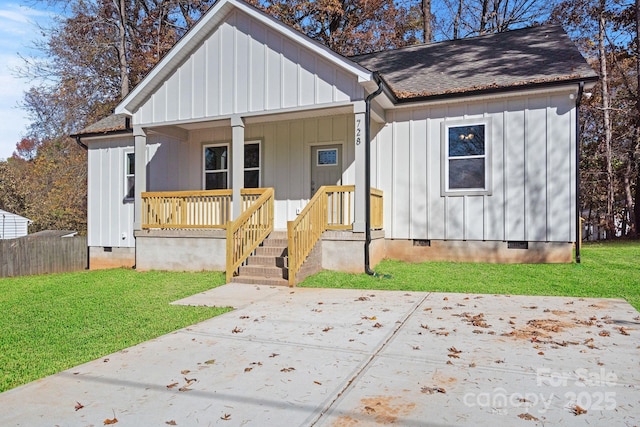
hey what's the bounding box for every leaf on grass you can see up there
[421,386,446,394]
[518,413,539,421]
[572,405,587,416]
[221,413,231,421]
[165,421,177,426]
[281,367,295,372]
[104,417,118,425]
[232,327,243,334]
[166,382,179,389]
[204,359,216,365]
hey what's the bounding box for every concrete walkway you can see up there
[1,284,639,426]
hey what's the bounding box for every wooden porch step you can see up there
[254,246,287,257]
[246,255,287,268]
[237,265,287,279]
[261,238,288,247]
[231,276,288,286]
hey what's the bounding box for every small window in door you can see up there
[317,148,338,166]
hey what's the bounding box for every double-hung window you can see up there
[124,150,135,200]
[442,121,491,196]
[203,141,261,190]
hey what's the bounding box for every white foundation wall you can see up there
[371,90,577,243]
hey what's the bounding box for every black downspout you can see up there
[74,136,88,150]
[364,74,384,275]
[575,81,585,263]
[74,135,90,270]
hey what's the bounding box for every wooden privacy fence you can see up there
[0,235,88,278]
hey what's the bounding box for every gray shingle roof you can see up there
[351,25,598,100]
[72,113,131,137]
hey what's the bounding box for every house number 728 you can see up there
[356,119,362,145]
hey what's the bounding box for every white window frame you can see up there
[202,140,262,189]
[202,143,230,190]
[441,119,492,196]
[124,149,135,201]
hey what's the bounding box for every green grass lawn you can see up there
[300,241,640,311]
[0,269,228,392]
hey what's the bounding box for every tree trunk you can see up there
[634,0,640,237]
[116,0,129,98]
[598,0,615,237]
[453,0,462,39]
[479,0,490,34]
[422,0,432,43]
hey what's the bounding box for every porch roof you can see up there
[351,25,598,102]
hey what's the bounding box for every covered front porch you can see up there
[135,185,383,286]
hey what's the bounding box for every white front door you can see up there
[311,145,342,196]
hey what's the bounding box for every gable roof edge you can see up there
[115,0,373,116]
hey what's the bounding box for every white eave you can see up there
[115,0,373,116]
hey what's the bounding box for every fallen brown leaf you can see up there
[420,324,429,330]
[448,346,462,354]
[356,296,370,301]
[518,413,539,421]
[269,353,279,358]
[314,381,322,385]
[373,322,383,328]
[180,370,190,375]
[364,406,376,414]
[165,421,177,426]
[572,405,587,415]
[447,354,460,359]
[617,326,630,336]
[244,367,253,372]
[232,327,243,333]
[221,413,231,421]
[362,316,377,320]
[166,382,179,389]
[421,386,446,394]
[599,330,610,337]
[281,367,295,372]
[204,359,216,365]
[322,326,333,332]
[446,360,453,365]
[74,402,84,411]
[104,418,118,425]
[239,315,250,319]
[443,297,448,301]
[538,351,544,355]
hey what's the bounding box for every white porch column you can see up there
[353,101,367,233]
[231,116,245,219]
[133,125,147,230]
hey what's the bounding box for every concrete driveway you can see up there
[1,284,638,426]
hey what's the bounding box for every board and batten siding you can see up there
[88,136,154,248]
[371,91,576,243]
[134,9,363,126]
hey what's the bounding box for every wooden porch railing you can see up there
[141,190,232,229]
[141,189,271,229]
[226,188,274,282]
[370,188,384,230]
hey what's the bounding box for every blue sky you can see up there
[0,1,57,160]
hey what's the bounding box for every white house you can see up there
[73,0,598,285]
[0,209,31,240]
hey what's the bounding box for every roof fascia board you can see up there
[116,0,372,116]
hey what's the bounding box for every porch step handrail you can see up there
[287,185,355,287]
[226,188,275,282]
[142,189,232,229]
